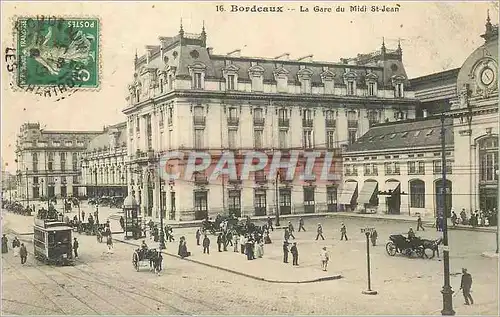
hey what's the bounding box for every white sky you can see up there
[1,1,498,172]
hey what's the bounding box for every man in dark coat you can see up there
[267,217,274,231]
[19,243,28,264]
[196,229,201,245]
[202,235,210,254]
[340,223,348,241]
[460,268,474,305]
[73,238,79,258]
[298,217,306,232]
[120,216,125,230]
[290,242,299,266]
[316,224,325,240]
[2,234,8,253]
[287,221,295,239]
[416,215,425,231]
[217,233,223,252]
[282,240,289,263]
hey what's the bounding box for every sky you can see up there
[1,1,498,172]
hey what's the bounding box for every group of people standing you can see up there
[2,235,28,264]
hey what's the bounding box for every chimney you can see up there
[227,49,241,57]
[207,47,214,55]
[274,53,290,60]
[297,54,313,62]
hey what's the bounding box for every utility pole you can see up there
[275,171,280,227]
[158,170,165,250]
[25,167,30,209]
[440,113,455,316]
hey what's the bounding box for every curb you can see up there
[114,238,343,284]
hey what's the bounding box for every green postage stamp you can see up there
[16,17,100,89]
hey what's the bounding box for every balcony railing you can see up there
[278,118,289,127]
[193,116,206,126]
[255,174,267,183]
[194,173,209,185]
[302,119,313,127]
[253,117,265,126]
[348,120,358,129]
[227,117,239,126]
[325,119,336,128]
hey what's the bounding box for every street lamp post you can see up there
[148,164,165,250]
[361,227,377,295]
[440,113,455,316]
[275,171,281,227]
[25,167,30,209]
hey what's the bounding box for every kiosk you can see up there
[122,194,142,240]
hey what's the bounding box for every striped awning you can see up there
[358,181,378,205]
[338,182,358,205]
[385,181,401,195]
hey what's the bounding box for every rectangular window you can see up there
[168,130,173,149]
[136,117,140,133]
[327,186,337,204]
[394,162,400,174]
[168,107,173,125]
[279,130,288,148]
[254,129,263,148]
[60,152,66,172]
[348,130,356,145]
[385,162,393,175]
[301,78,311,94]
[72,153,78,171]
[418,161,425,174]
[194,129,204,149]
[228,190,241,211]
[364,163,371,175]
[73,175,79,184]
[32,152,38,172]
[146,115,152,150]
[160,79,164,93]
[326,130,335,149]
[277,77,287,92]
[228,129,237,149]
[227,75,236,90]
[408,161,416,174]
[254,189,267,216]
[303,130,313,149]
[193,73,202,89]
[251,75,263,92]
[304,187,315,205]
[368,82,375,96]
[168,75,173,90]
[395,83,404,98]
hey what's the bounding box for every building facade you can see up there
[450,16,498,213]
[81,122,128,198]
[123,24,419,221]
[14,123,101,200]
[342,16,499,219]
[342,117,454,219]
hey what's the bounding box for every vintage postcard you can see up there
[1,1,498,316]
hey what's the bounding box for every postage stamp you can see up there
[15,16,100,89]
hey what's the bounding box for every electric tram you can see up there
[33,217,74,265]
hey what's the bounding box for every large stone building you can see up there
[123,24,419,221]
[343,15,498,218]
[81,122,128,198]
[14,123,101,201]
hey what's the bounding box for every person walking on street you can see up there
[202,235,210,254]
[282,240,289,263]
[81,210,85,222]
[451,211,458,227]
[298,217,306,232]
[370,229,378,246]
[19,243,28,264]
[460,268,474,305]
[417,215,425,231]
[267,217,274,231]
[233,234,239,252]
[196,229,201,246]
[340,223,348,241]
[287,221,295,239]
[106,235,114,253]
[290,242,299,266]
[320,247,329,271]
[217,233,223,252]
[284,228,290,241]
[316,223,325,240]
[73,237,79,258]
[2,234,9,254]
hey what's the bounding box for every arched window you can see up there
[410,179,425,208]
[479,137,498,182]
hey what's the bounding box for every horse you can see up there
[422,237,443,259]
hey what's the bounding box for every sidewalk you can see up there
[114,237,342,284]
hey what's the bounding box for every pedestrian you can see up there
[316,223,325,240]
[202,235,210,254]
[460,268,474,305]
[246,238,254,260]
[298,217,306,232]
[81,210,85,222]
[19,243,28,264]
[451,211,458,227]
[282,240,289,263]
[233,234,239,252]
[284,228,290,241]
[106,235,114,253]
[73,237,79,258]
[2,234,8,254]
[320,246,329,271]
[12,236,20,257]
[217,233,223,252]
[196,229,201,246]
[370,229,378,246]
[287,221,295,239]
[240,235,247,254]
[340,222,348,241]
[267,217,274,231]
[416,215,425,231]
[290,242,299,266]
[119,216,125,230]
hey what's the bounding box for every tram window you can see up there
[55,231,71,243]
[34,230,45,242]
[48,233,55,245]
[34,240,45,249]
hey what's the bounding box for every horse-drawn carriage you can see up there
[386,234,442,259]
[109,196,124,208]
[132,248,162,274]
[4,201,32,216]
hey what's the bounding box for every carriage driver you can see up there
[407,227,416,240]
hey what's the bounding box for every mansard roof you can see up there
[346,116,454,153]
[86,122,127,152]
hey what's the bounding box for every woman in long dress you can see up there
[12,237,20,257]
[257,241,264,258]
[1,235,8,254]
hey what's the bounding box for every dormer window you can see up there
[395,83,404,98]
[248,64,264,92]
[347,81,355,95]
[368,82,375,96]
[320,69,335,94]
[365,72,378,96]
[298,67,313,94]
[227,74,236,90]
[193,73,202,89]
[274,66,289,93]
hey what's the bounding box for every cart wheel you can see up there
[424,248,435,259]
[385,242,397,256]
[415,246,425,258]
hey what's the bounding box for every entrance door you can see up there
[194,191,208,220]
[279,188,291,215]
[479,187,498,211]
[48,186,55,198]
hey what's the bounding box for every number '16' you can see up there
[216,5,224,12]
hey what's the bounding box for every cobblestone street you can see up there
[2,208,498,315]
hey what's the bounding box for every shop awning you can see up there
[358,181,378,205]
[338,182,358,205]
[385,181,401,196]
